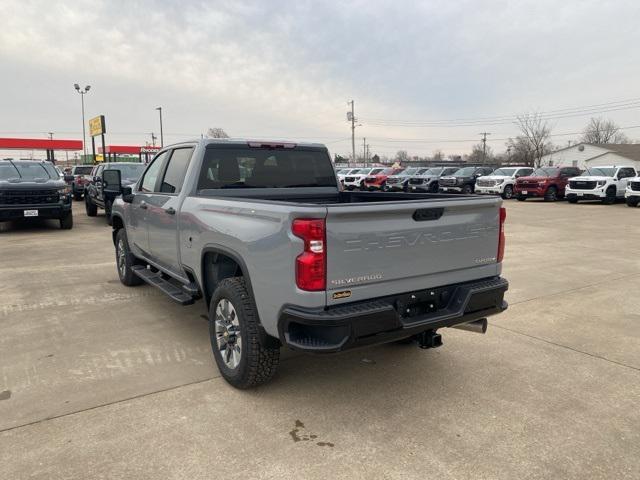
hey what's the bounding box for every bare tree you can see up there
[514,113,552,167]
[432,149,444,162]
[581,117,628,144]
[467,143,493,164]
[206,127,230,138]
[395,150,410,163]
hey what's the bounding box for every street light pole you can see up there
[156,107,164,147]
[74,84,91,160]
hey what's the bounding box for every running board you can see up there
[131,266,195,305]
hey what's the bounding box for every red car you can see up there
[514,166,582,201]
[364,167,404,191]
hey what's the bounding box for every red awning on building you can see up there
[0,138,83,150]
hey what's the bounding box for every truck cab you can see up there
[565,166,637,204]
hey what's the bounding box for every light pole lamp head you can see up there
[74,83,80,91]
[156,106,162,111]
[85,85,91,92]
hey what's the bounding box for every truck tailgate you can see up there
[325,197,503,305]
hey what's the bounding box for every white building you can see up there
[541,143,640,170]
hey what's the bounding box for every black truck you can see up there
[438,166,496,194]
[0,159,74,229]
[84,162,146,224]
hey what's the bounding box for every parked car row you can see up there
[337,164,640,206]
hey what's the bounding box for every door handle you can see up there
[165,207,176,215]
[139,201,148,210]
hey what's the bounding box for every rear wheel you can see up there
[73,188,82,201]
[602,187,616,205]
[115,229,144,286]
[209,278,280,389]
[59,212,73,230]
[502,185,514,199]
[85,194,98,217]
[543,186,557,202]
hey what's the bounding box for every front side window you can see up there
[160,148,194,194]
[140,152,169,192]
[532,167,559,177]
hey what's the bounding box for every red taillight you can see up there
[497,207,506,263]
[292,218,326,291]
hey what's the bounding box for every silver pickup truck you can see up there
[109,139,508,388]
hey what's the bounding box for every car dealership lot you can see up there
[1,200,639,479]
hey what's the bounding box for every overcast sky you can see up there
[1,0,640,159]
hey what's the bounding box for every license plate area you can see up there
[24,210,38,217]
[396,286,454,319]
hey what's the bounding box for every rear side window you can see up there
[140,151,169,192]
[159,148,194,194]
[197,146,336,189]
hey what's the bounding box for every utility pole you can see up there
[155,107,164,147]
[48,132,54,140]
[151,132,157,147]
[479,132,491,164]
[363,137,367,164]
[348,100,356,164]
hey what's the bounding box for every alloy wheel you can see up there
[214,298,242,369]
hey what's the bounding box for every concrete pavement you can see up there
[1,199,639,479]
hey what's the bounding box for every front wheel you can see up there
[568,197,578,204]
[543,186,557,202]
[59,212,73,230]
[627,197,639,207]
[602,187,616,205]
[115,229,144,286]
[502,185,514,199]
[209,278,280,389]
[85,194,98,217]
[429,182,439,193]
[516,195,527,201]
[462,184,473,194]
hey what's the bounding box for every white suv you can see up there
[475,166,534,199]
[343,167,384,190]
[626,176,640,207]
[566,166,637,205]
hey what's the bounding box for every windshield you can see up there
[397,168,417,176]
[370,168,384,175]
[416,168,430,175]
[350,168,370,175]
[453,167,476,176]
[381,168,395,175]
[492,168,517,177]
[0,161,57,180]
[532,167,558,177]
[73,166,94,175]
[197,146,336,189]
[109,164,146,180]
[582,167,615,177]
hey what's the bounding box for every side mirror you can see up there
[64,175,74,182]
[122,186,134,203]
[103,169,122,194]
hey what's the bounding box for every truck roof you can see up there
[168,138,328,149]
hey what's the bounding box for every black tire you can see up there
[115,229,144,286]
[568,197,578,204]
[502,185,514,200]
[429,182,439,193]
[105,200,113,226]
[602,187,616,205]
[59,212,73,230]
[516,195,527,201]
[85,194,98,217]
[462,184,473,195]
[626,197,639,207]
[73,191,82,201]
[209,277,280,389]
[543,186,557,202]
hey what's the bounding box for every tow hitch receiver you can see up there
[417,330,442,349]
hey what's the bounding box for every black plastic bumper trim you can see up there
[279,276,508,353]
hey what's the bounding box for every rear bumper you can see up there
[278,276,508,353]
[0,202,71,221]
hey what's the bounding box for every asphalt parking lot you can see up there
[1,199,639,479]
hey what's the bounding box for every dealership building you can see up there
[541,143,640,171]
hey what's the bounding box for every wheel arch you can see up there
[111,214,125,245]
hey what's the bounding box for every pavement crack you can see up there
[491,323,640,373]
